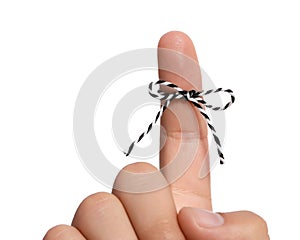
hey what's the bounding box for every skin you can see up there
[44,31,270,240]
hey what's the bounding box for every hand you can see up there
[44,31,269,240]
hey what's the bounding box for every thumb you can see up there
[178,208,269,240]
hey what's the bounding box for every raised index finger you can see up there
[158,31,212,211]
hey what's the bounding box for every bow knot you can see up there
[124,80,235,164]
[187,89,198,99]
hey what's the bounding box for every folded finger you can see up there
[113,162,185,240]
[43,225,86,240]
[72,192,137,240]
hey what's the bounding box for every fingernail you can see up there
[189,208,224,228]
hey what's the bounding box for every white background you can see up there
[1,1,299,239]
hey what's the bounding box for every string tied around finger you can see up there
[124,80,235,164]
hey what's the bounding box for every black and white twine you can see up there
[124,80,235,164]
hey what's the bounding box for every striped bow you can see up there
[124,80,235,164]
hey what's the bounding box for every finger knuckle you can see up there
[122,162,158,173]
[43,225,72,240]
[75,192,120,217]
[244,211,269,236]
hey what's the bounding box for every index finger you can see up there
[158,31,212,211]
